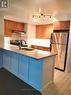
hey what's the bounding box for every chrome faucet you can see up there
[18,40,21,49]
[21,39,27,44]
[18,40,27,49]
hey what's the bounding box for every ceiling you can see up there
[0,0,71,24]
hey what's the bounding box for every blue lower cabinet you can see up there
[18,55,29,82]
[3,50,11,71]
[29,58,43,92]
[0,49,3,68]
[10,52,18,76]
[2,49,43,92]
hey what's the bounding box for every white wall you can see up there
[0,16,4,35]
[66,20,71,73]
[27,23,36,39]
[24,23,36,46]
[30,39,50,47]
[0,15,4,46]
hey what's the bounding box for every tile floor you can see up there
[0,68,41,95]
[0,68,71,95]
[45,69,71,95]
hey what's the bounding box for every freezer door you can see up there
[51,32,68,44]
[51,44,67,70]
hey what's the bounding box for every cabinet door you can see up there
[18,55,29,82]
[29,58,43,91]
[10,52,18,76]
[0,49,3,68]
[3,50,11,71]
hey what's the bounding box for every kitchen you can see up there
[0,0,71,95]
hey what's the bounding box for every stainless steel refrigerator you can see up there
[50,30,69,71]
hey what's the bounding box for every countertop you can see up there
[0,44,56,60]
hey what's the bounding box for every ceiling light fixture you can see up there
[32,8,51,21]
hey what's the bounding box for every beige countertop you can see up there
[0,44,56,59]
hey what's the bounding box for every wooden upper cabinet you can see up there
[4,19,24,37]
[36,21,70,39]
[53,21,70,30]
[13,22,24,31]
[36,24,53,39]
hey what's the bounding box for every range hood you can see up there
[12,30,26,34]
[11,30,27,40]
